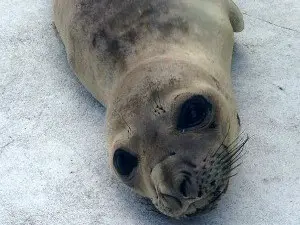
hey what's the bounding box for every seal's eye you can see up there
[113,149,138,176]
[177,95,213,130]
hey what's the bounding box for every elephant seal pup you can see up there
[53,0,247,218]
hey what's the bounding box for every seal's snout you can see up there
[150,155,200,215]
[151,155,198,197]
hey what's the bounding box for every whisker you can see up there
[214,131,246,160]
[228,134,249,153]
[210,191,223,203]
[218,152,244,175]
[215,146,230,161]
[219,144,244,165]
[228,151,246,166]
[222,173,238,180]
[205,118,231,163]
[223,153,246,170]
[222,162,242,176]
[214,160,240,179]
[222,156,243,169]
[218,135,249,162]
[211,122,231,158]
[215,136,248,177]
[225,131,247,153]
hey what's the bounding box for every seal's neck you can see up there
[122,45,233,93]
[127,43,233,74]
[105,42,235,106]
[108,50,235,112]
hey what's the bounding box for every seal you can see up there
[53,0,248,218]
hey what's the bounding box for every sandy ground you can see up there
[0,0,299,224]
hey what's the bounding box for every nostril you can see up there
[179,179,188,197]
[198,189,203,197]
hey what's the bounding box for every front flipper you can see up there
[228,0,244,32]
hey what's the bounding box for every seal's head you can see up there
[106,56,247,217]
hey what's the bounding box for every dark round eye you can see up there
[177,95,213,130]
[113,149,138,176]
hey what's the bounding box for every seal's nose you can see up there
[178,174,198,198]
[151,155,198,201]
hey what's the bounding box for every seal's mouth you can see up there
[152,182,229,218]
[150,134,249,218]
[183,180,230,217]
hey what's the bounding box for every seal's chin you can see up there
[151,180,229,218]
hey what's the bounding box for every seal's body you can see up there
[53,0,245,217]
